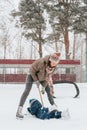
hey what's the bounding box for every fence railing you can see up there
[0,59,80,83]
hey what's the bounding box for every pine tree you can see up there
[72,2,87,33]
[12,0,46,57]
[44,0,85,59]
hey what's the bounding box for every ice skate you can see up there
[16,106,24,119]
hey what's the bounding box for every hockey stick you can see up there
[36,84,44,107]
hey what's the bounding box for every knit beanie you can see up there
[49,52,61,63]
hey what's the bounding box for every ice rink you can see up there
[0,83,87,130]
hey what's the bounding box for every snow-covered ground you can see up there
[0,83,87,130]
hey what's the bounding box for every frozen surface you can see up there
[0,83,87,130]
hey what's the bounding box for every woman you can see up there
[16,52,61,118]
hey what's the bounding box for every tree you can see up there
[0,17,11,59]
[72,0,87,81]
[12,0,46,58]
[44,0,83,59]
[74,0,87,82]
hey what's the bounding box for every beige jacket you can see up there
[30,55,56,82]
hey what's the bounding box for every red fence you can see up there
[52,74,76,82]
[0,59,80,83]
[0,74,76,83]
[0,59,80,65]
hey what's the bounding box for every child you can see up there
[27,98,70,120]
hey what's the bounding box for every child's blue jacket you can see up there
[27,99,61,120]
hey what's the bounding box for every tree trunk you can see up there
[64,27,70,74]
[72,32,76,59]
[38,28,42,58]
[4,37,7,59]
[55,36,59,52]
[39,42,42,58]
[85,32,87,82]
[64,27,70,59]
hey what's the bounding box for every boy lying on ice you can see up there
[27,99,70,120]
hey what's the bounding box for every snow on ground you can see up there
[0,83,87,130]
